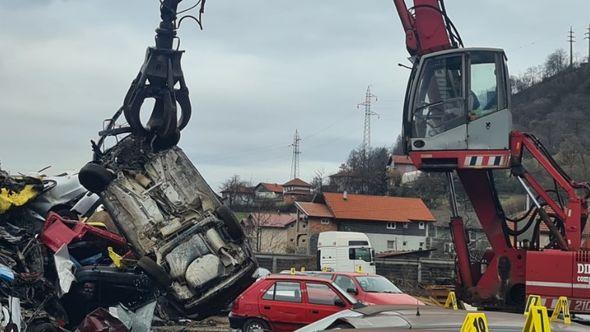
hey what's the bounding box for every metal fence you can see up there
[254,253,455,287]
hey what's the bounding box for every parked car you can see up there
[282,271,422,306]
[229,274,361,332]
[295,305,589,332]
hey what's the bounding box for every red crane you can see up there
[393,0,590,312]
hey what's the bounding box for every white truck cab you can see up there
[317,231,376,274]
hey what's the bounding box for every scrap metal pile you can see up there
[0,0,257,331]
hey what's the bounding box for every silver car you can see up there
[79,137,257,319]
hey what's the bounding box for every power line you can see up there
[357,85,378,152]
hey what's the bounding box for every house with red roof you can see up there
[282,178,313,203]
[254,183,284,201]
[294,192,436,254]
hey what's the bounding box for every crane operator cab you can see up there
[403,48,512,170]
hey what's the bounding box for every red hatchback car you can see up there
[229,274,359,332]
[328,272,423,306]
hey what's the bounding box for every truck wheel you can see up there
[243,318,270,332]
[78,162,114,193]
[216,206,245,242]
[138,256,172,287]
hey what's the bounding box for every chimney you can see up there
[343,191,348,200]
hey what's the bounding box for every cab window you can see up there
[334,276,356,292]
[412,54,465,138]
[348,248,372,262]
[469,51,507,119]
[262,281,302,303]
[306,283,342,306]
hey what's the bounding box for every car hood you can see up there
[362,292,423,306]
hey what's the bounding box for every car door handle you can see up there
[263,306,271,310]
[311,310,319,314]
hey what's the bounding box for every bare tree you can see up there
[311,169,326,194]
[544,49,568,78]
[219,175,251,208]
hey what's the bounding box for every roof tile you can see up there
[322,192,435,223]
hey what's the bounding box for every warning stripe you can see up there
[463,155,505,167]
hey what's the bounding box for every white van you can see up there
[317,231,376,274]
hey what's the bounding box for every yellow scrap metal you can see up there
[108,247,123,268]
[444,291,458,310]
[0,185,39,214]
[523,305,551,332]
[460,312,488,332]
[549,296,571,325]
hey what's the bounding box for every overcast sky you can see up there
[1,0,589,191]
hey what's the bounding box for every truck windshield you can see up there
[349,248,372,262]
[355,276,402,294]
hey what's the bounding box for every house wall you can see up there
[255,189,280,200]
[337,220,428,236]
[336,220,430,253]
[292,213,337,255]
[257,228,287,253]
[365,233,428,253]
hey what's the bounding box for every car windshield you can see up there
[355,276,402,293]
[331,282,358,304]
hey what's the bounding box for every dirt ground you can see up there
[153,316,230,331]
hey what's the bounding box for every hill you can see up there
[512,63,590,180]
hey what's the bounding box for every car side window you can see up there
[334,276,356,292]
[262,281,302,303]
[306,282,341,306]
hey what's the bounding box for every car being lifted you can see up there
[80,137,257,319]
[77,0,257,320]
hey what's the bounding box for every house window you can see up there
[387,240,395,249]
[403,223,409,229]
[321,219,330,225]
[419,222,425,229]
[419,242,424,250]
[386,222,396,230]
[402,241,407,246]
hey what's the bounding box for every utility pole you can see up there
[585,24,590,63]
[357,86,378,152]
[290,130,301,179]
[568,26,575,68]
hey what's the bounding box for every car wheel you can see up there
[78,162,114,193]
[243,318,270,332]
[137,256,172,287]
[215,206,245,242]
